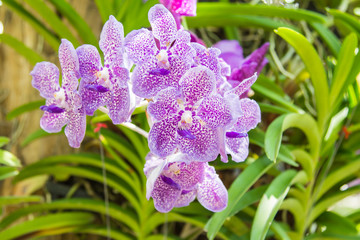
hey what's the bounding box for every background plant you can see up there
[1,0,360,239]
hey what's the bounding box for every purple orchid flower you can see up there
[160,0,197,29]
[147,66,241,162]
[144,153,228,213]
[76,16,133,124]
[31,39,86,148]
[124,4,195,98]
[214,40,269,98]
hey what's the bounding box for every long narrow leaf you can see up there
[6,100,45,120]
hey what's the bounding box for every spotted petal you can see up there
[76,44,102,81]
[147,87,180,122]
[174,189,197,208]
[179,66,215,104]
[233,99,261,133]
[242,42,269,74]
[100,16,125,66]
[149,116,179,157]
[40,110,68,133]
[31,62,60,99]
[149,4,177,48]
[166,161,205,190]
[170,0,197,16]
[197,94,233,129]
[226,135,249,162]
[225,73,257,98]
[79,80,110,116]
[124,28,157,64]
[152,175,182,213]
[179,118,219,162]
[197,165,228,212]
[58,39,80,91]
[170,30,195,63]
[107,83,131,124]
[64,107,86,148]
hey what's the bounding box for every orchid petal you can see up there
[31,62,60,99]
[58,39,80,91]
[174,189,197,208]
[148,4,177,48]
[233,99,261,133]
[170,0,197,16]
[149,116,179,157]
[166,161,205,190]
[225,73,257,98]
[100,15,125,67]
[197,165,228,212]
[40,110,68,133]
[226,135,249,162]
[124,28,157,64]
[107,83,131,124]
[151,175,181,213]
[147,87,180,122]
[76,44,102,81]
[179,66,215,104]
[64,107,86,148]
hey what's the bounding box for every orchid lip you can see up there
[84,84,109,93]
[161,175,180,189]
[149,68,170,76]
[177,128,196,140]
[226,132,248,138]
[40,104,65,113]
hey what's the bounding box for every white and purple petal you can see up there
[166,161,205,190]
[107,83,131,124]
[58,39,80,91]
[31,62,60,99]
[147,87,180,122]
[149,116,179,157]
[197,94,233,129]
[233,98,261,133]
[178,118,219,162]
[124,29,157,64]
[225,73,257,98]
[76,44,102,81]
[64,107,86,148]
[40,110,68,133]
[179,66,215,104]
[152,175,182,213]
[226,135,249,162]
[169,0,197,16]
[197,165,228,212]
[100,16,125,67]
[149,4,178,48]
[174,189,197,208]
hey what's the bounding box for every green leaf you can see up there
[6,100,45,120]
[316,211,358,236]
[187,15,298,32]
[0,196,42,207]
[330,33,358,105]
[23,0,79,46]
[94,0,114,23]
[275,27,329,130]
[0,198,139,233]
[21,129,57,147]
[196,3,327,23]
[0,212,94,240]
[78,226,134,240]
[309,22,341,57]
[205,156,274,240]
[250,170,297,240]
[258,103,291,114]
[0,137,9,148]
[13,165,142,215]
[0,34,45,66]
[2,0,60,50]
[328,9,360,36]
[309,185,360,226]
[265,113,320,161]
[0,150,21,167]
[315,157,360,201]
[48,0,98,46]
[280,198,305,231]
[0,167,19,180]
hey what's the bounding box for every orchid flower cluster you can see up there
[31,4,268,213]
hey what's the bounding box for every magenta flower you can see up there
[160,0,197,29]
[214,40,269,98]
[124,4,195,98]
[77,16,132,124]
[147,66,240,162]
[144,153,228,213]
[31,39,86,148]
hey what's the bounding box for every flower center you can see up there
[156,49,170,69]
[53,88,66,108]
[168,163,181,175]
[181,110,193,125]
[96,68,111,89]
